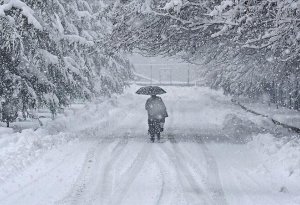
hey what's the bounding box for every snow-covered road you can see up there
[0,86,299,205]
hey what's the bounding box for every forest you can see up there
[0,0,133,126]
[1,0,299,126]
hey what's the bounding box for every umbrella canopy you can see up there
[136,86,167,95]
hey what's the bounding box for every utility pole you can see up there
[187,65,190,86]
[150,65,153,85]
[159,69,162,85]
[170,69,172,85]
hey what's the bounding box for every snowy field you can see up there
[0,86,299,205]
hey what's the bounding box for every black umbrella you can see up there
[136,86,167,95]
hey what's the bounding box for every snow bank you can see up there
[222,114,261,143]
[240,101,300,129]
[45,87,147,137]
[248,134,300,178]
[0,127,13,135]
[0,95,125,183]
[0,128,74,183]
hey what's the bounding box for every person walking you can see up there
[145,95,168,142]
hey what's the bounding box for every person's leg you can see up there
[157,132,160,141]
[160,123,164,132]
[160,118,165,132]
[153,119,161,141]
[148,119,155,142]
[150,134,155,142]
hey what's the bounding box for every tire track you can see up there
[55,140,100,205]
[195,136,229,205]
[109,143,151,205]
[168,134,208,179]
[156,167,166,205]
[56,137,119,205]
[159,143,211,205]
[168,135,208,184]
[91,135,130,205]
[153,146,177,205]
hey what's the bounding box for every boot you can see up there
[150,135,155,143]
[157,133,161,141]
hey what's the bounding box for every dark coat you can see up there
[145,96,168,120]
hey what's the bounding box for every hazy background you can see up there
[128,54,199,84]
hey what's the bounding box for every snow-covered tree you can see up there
[0,0,133,125]
[109,0,300,110]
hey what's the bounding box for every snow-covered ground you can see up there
[0,85,299,205]
[239,101,300,129]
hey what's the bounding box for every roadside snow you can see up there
[249,134,300,179]
[0,95,129,183]
[242,102,300,129]
[0,128,13,135]
[0,125,73,183]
